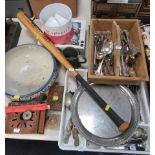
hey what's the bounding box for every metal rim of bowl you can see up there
[5,44,57,99]
[71,85,140,147]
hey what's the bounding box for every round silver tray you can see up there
[71,85,140,146]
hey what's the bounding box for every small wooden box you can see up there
[88,19,149,85]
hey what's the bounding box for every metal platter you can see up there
[71,85,140,146]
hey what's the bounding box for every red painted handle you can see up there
[5,103,50,113]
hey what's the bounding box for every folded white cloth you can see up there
[45,13,68,27]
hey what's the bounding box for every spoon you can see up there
[101,40,113,55]
[65,92,73,110]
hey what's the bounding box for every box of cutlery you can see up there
[88,19,149,85]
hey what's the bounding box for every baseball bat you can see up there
[17,11,129,133]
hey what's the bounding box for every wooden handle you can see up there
[119,122,129,133]
[17,11,78,77]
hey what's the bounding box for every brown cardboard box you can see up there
[88,19,149,85]
[29,0,77,18]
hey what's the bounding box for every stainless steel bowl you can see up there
[71,85,140,146]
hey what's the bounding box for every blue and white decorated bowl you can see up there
[5,44,57,101]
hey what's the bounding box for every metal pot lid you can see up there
[71,85,140,146]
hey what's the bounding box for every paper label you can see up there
[13,128,20,133]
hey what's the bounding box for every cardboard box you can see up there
[29,0,77,18]
[88,19,149,85]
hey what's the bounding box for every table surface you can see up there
[5,0,91,141]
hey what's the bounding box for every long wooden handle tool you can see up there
[17,11,129,133]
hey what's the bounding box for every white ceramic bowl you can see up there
[5,44,57,101]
